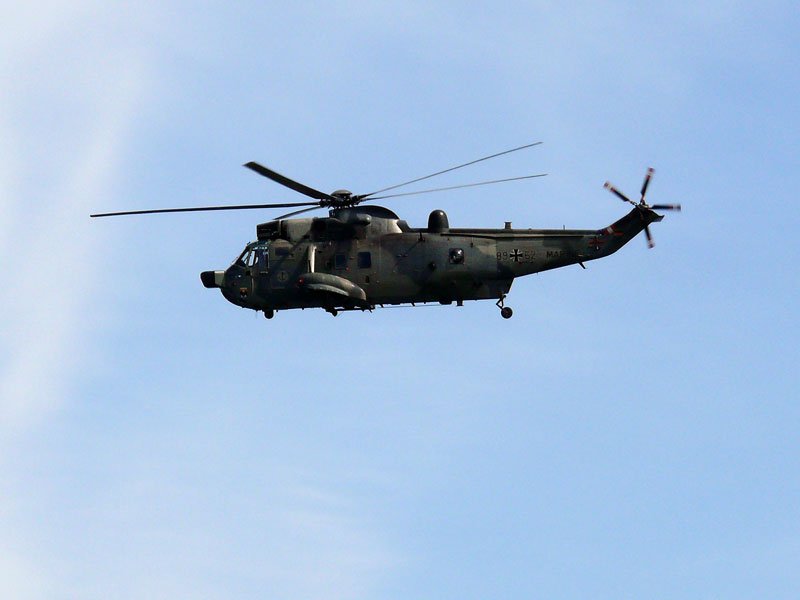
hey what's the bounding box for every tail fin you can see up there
[596,208,663,255]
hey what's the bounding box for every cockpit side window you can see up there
[234,242,271,267]
[235,249,254,267]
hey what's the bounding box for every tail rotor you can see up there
[604,167,680,249]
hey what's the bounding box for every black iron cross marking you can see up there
[510,249,523,262]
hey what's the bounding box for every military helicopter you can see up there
[91,142,679,319]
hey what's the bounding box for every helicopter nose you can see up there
[201,270,225,288]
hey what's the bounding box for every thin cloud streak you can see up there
[0,7,149,598]
[0,18,147,432]
[0,7,399,599]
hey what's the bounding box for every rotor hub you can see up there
[325,189,365,209]
[331,189,353,200]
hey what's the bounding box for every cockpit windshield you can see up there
[235,247,254,267]
[233,242,270,268]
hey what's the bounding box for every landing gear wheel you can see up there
[264,309,274,319]
[496,293,513,318]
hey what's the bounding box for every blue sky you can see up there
[1,2,798,598]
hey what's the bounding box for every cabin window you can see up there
[449,248,465,264]
[357,251,372,269]
[254,248,269,271]
[334,253,348,269]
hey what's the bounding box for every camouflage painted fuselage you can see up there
[201,205,663,314]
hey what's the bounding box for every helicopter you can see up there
[91,142,680,319]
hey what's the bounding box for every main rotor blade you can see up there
[274,206,323,220]
[650,204,681,211]
[90,201,320,218]
[361,141,543,198]
[604,182,635,205]
[368,173,547,200]
[244,161,337,201]
[640,167,654,200]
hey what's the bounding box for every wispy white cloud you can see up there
[0,545,46,599]
[0,6,399,599]
[256,484,396,600]
[0,5,148,430]
[0,5,150,596]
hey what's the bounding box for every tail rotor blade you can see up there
[640,167,654,201]
[650,204,681,211]
[644,224,655,249]
[604,181,635,205]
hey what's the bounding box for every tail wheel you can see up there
[500,306,513,319]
